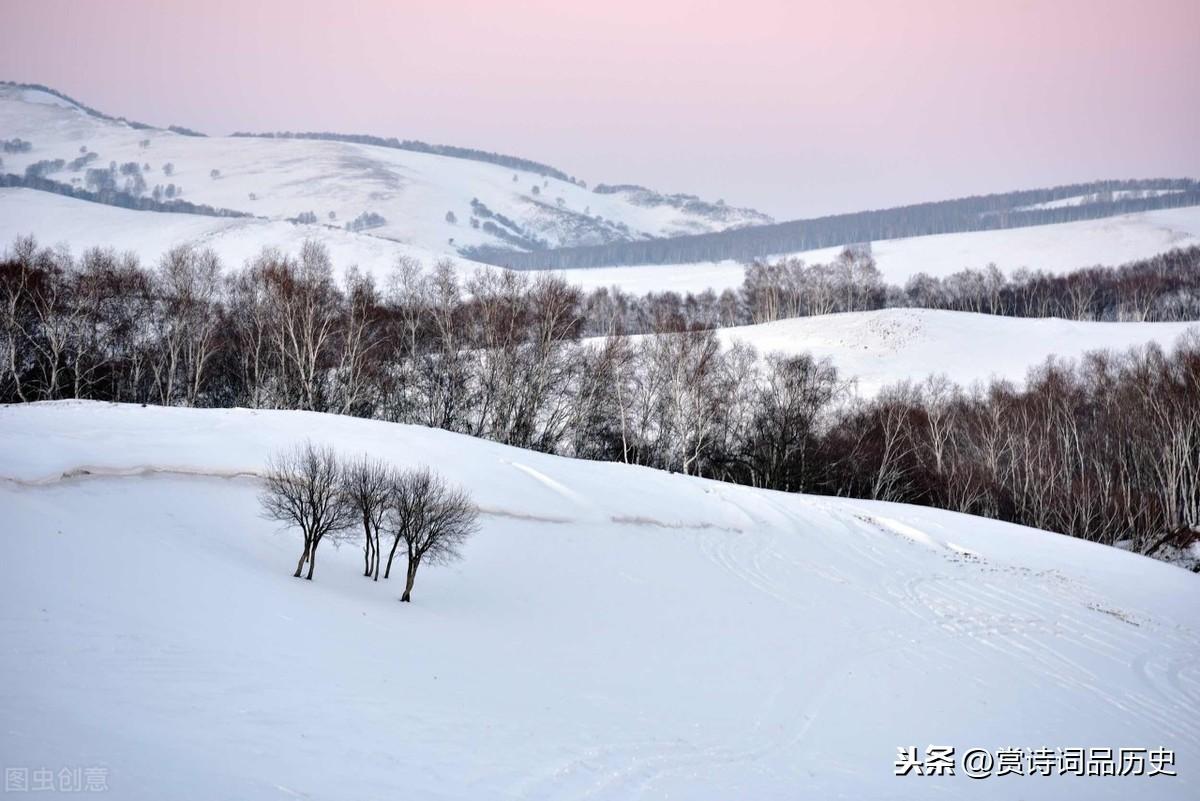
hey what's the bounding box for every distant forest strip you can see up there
[231,130,579,183]
[2,236,1197,559]
[0,173,252,218]
[468,178,1200,269]
[581,245,1200,335]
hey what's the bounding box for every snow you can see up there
[1014,189,1185,212]
[546,206,1200,294]
[710,309,1200,396]
[2,401,1198,799]
[0,85,763,260]
[18,89,81,111]
[0,188,457,277]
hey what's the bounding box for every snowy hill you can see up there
[0,187,444,275]
[709,309,1200,396]
[0,83,769,260]
[547,205,1200,295]
[2,402,1197,800]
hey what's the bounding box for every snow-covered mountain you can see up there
[2,401,1197,800]
[0,83,771,260]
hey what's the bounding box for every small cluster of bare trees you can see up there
[259,442,479,601]
[740,248,884,323]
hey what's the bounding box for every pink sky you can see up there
[3,0,1198,218]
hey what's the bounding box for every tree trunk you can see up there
[362,519,373,576]
[400,559,418,602]
[293,541,310,578]
[306,541,318,580]
[384,534,402,579]
[372,529,381,581]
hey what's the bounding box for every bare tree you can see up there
[340,455,394,580]
[148,245,223,406]
[332,267,387,415]
[259,241,343,411]
[384,467,479,602]
[259,442,356,580]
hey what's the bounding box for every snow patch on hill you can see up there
[1015,189,1185,212]
[18,88,81,111]
[0,188,455,275]
[711,309,1200,396]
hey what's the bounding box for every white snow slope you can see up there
[1,402,1197,800]
[0,86,767,259]
[547,206,1200,295]
[0,188,448,277]
[711,309,1200,396]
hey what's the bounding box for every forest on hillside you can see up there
[467,178,1200,268]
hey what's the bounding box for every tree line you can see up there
[581,245,1200,336]
[1,235,1196,560]
[473,179,1200,269]
[0,173,250,218]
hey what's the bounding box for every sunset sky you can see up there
[3,0,1198,218]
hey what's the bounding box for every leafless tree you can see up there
[148,245,223,405]
[332,267,387,415]
[259,442,356,580]
[340,455,394,580]
[383,467,479,602]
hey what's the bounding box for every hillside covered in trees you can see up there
[470,178,1200,268]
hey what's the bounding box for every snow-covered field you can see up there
[2,402,1197,800]
[711,309,1200,396]
[548,206,1200,294]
